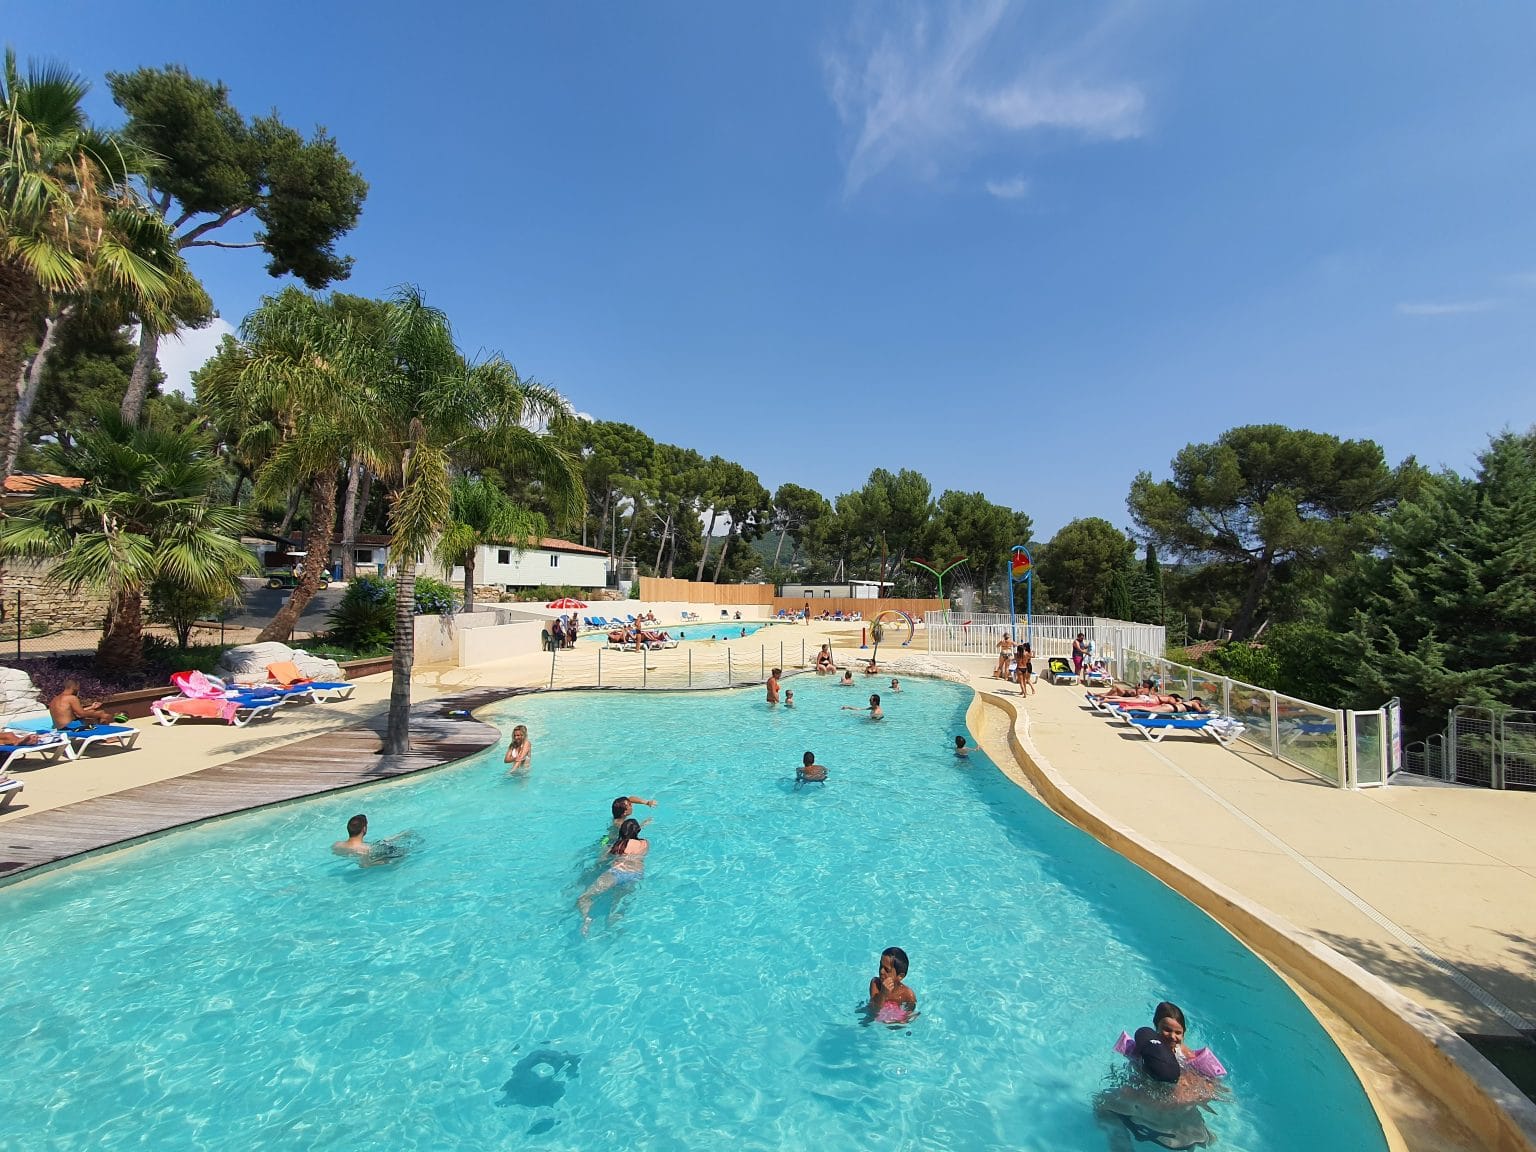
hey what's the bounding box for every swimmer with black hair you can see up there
[796,750,827,787]
[842,693,883,720]
[605,795,657,843]
[784,689,794,708]
[1095,1000,1228,1148]
[954,735,969,757]
[331,814,416,867]
[867,946,917,1024]
[578,817,648,933]
[889,678,901,692]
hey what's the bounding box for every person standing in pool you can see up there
[954,735,970,757]
[843,693,882,720]
[796,750,827,786]
[766,668,782,705]
[504,724,533,770]
[784,690,795,708]
[578,817,648,932]
[838,670,855,687]
[868,946,917,1022]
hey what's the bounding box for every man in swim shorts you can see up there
[49,679,114,728]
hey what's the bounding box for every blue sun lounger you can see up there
[7,716,140,759]
[1127,715,1243,747]
[0,731,71,773]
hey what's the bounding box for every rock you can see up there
[0,665,48,727]
[215,642,345,685]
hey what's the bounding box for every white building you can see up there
[451,537,609,592]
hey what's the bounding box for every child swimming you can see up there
[1096,1000,1228,1148]
[578,817,648,933]
[796,750,827,787]
[867,946,917,1024]
[954,735,969,757]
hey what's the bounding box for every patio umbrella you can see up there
[546,597,588,609]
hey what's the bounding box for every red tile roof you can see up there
[2,473,84,493]
[536,536,608,556]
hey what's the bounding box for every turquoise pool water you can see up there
[0,678,1387,1150]
[581,620,777,643]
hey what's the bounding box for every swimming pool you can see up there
[581,620,778,643]
[0,678,1387,1149]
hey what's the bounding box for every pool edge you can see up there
[973,688,1536,1152]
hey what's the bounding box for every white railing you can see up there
[924,612,1166,665]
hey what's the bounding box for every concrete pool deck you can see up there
[2,629,1534,1149]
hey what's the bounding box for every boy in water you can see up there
[796,750,827,786]
[868,946,917,1021]
[954,735,970,757]
[839,671,854,687]
[889,678,901,693]
[784,690,795,708]
[843,693,883,720]
[606,795,658,842]
[504,724,533,770]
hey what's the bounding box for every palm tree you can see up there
[0,49,174,473]
[197,287,375,642]
[434,475,544,614]
[371,287,583,754]
[0,408,254,670]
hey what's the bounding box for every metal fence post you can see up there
[549,646,556,690]
[1268,690,1280,754]
[801,639,806,668]
[642,649,648,689]
[597,646,602,687]
[1448,707,1458,783]
[1493,713,1506,790]
[688,649,692,688]
[761,646,765,680]
[780,641,784,671]
[727,649,733,686]
[1341,709,1355,788]
[1222,676,1231,717]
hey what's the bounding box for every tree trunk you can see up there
[276,487,302,537]
[695,510,718,581]
[462,551,476,615]
[6,305,70,476]
[654,515,670,572]
[383,554,416,755]
[772,527,787,569]
[597,490,611,551]
[1230,552,1273,642]
[356,467,374,529]
[96,585,145,671]
[0,261,43,481]
[230,466,249,508]
[339,456,363,579]
[256,475,337,642]
[711,527,733,583]
[120,322,159,425]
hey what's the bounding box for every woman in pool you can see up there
[578,817,648,931]
[1096,1000,1227,1149]
[867,946,917,1023]
[503,724,533,771]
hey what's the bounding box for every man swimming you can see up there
[330,814,410,867]
[796,750,827,786]
[843,693,883,720]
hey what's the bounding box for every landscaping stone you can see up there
[215,643,344,685]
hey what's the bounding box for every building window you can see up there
[549,554,559,568]
[354,549,374,564]
[498,549,511,565]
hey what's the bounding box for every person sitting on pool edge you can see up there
[796,750,827,787]
[843,693,882,720]
[815,644,836,673]
[868,946,917,1023]
[864,657,879,675]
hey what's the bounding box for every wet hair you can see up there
[955,735,967,749]
[881,946,909,977]
[347,814,367,836]
[870,694,881,706]
[1153,1001,1186,1030]
[512,725,527,740]
[610,817,642,855]
[771,668,781,677]
[804,751,816,766]
[611,796,631,819]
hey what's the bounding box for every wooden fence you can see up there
[638,577,774,605]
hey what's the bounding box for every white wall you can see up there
[455,545,608,590]
[412,611,549,667]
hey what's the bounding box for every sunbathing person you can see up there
[1089,680,1157,700]
[49,679,115,728]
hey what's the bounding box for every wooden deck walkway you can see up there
[0,688,519,884]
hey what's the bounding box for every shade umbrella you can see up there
[546,597,588,609]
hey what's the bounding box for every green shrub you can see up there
[324,574,395,651]
[412,575,461,616]
[505,583,588,604]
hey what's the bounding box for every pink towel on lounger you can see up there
[170,670,228,699]
[159,698,238,722]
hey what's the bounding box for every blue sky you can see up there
[13,1,1536,539]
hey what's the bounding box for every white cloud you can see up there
[1395,300,1498,316]
[984,176,1031,200]
[152,317,236,395]
[824,1,1146,195]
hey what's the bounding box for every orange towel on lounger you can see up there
[266,660,313,687]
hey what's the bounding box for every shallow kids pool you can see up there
[0,678,1387,1149]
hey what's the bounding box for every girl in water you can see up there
[578,817,648,932]
[867,946,918,1024]
[1095,1000,1227,1149]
